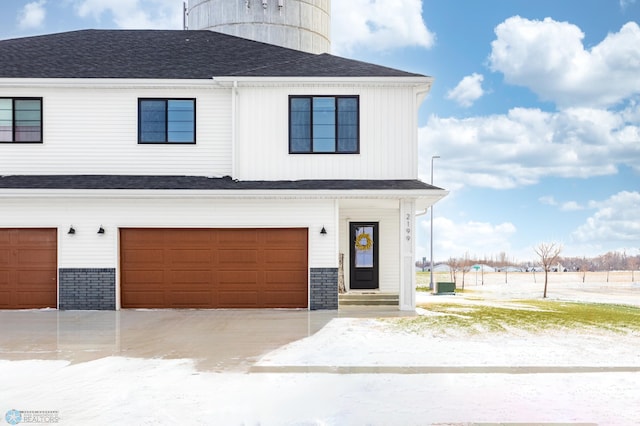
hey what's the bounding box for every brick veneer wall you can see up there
[59,268,116,310]
[310,267,338,310]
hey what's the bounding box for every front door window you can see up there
[354,226,374,268]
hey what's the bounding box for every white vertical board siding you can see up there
[339,205,400,293]
[0,197,337,268]
[0,86,232,176]
[235,85,419,180]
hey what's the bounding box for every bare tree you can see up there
[448,257,459,284]
[535,242,563,298]
[460,252,471,291]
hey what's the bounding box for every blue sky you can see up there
[1,0,639,263]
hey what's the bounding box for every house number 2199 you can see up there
[405,213,411,241]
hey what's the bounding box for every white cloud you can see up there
[620,0,637,9]
[560,201,584,211]
[539,197,584,211]
[18,0,47,29]
[417,216,517,262]
[539,196,557,206]
[331,0,435,55]
[446,73,485,107]
[489,16,640,108]
[73,0,182,29]
[572,191,640,243]
[420,106,640,190]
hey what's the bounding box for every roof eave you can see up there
[0,188,448,201]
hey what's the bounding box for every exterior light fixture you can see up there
[97,226,105,235]
[320,226,327,235]
[68,226,76,235]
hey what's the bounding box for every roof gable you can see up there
[0,29,425,79]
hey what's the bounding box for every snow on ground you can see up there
[1,279,640,425]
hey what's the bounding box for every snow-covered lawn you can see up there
[1,279,639,425]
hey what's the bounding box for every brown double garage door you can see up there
[120,228,309,309]
[0,229,57,309]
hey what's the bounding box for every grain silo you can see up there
[187,0,331,54]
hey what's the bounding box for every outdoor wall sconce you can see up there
[97,226,105,235]
[68,226,76,235]
[320,226,327,235]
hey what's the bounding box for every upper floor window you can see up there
[0,98,42,143]
[289,96,359,154]
[138,98,195,144]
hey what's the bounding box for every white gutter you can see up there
[0,188,449,201]
[231,80,238,179]
[0,78,220,89]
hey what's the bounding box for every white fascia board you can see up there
[0,76,434,92]
[212,75,434,88]
[0,188,448,202]
[0,78,218,89]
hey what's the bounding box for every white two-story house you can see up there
[0,29,446,311]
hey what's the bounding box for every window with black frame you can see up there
[138,98,195,144]
[289,95,359,153]
[0,98,42,143]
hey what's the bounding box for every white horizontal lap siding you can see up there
[339,206,400,293]
[235,85,418,180]
[0,197,336,269]
[0,87,232,176]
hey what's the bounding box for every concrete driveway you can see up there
[0,308,410,372]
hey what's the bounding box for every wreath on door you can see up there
[354,232,373,251]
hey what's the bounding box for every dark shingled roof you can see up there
[0,30,426,79]
[0,175,440,191]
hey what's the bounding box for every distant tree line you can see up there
[417,250,640,273]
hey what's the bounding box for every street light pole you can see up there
[430,155,440,292]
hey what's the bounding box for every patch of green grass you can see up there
[392,300,640,336]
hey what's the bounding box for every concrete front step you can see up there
[338,292,399,306]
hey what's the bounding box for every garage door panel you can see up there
[0,291,11,308]
[0,249,10,265]
[120,228,308,309]
[16,249,57,265]
[0,229,57,309]
[16,269,56,285]
[218,250,258,268]
[122,249,165,265]
[218,291,259,307]
[168,249,213,264]
[15,231,56,245]
[123,270,165,286]
[265,228,306,240]
[17,291,56,307]
[217,229,258,244]
[264,249,307,267]
[266,271,308,286]
[218,270,258,287]
[263,293,307,307]
[123,291,166,307]
[169,291,213,307]
[169,269,212,284]
[164,230,214,245]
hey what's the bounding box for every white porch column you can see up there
[399,199,416,310]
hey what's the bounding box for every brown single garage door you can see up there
[120,228,308,309]
[0,228,57,309]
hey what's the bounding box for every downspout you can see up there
[231,80,238,179]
